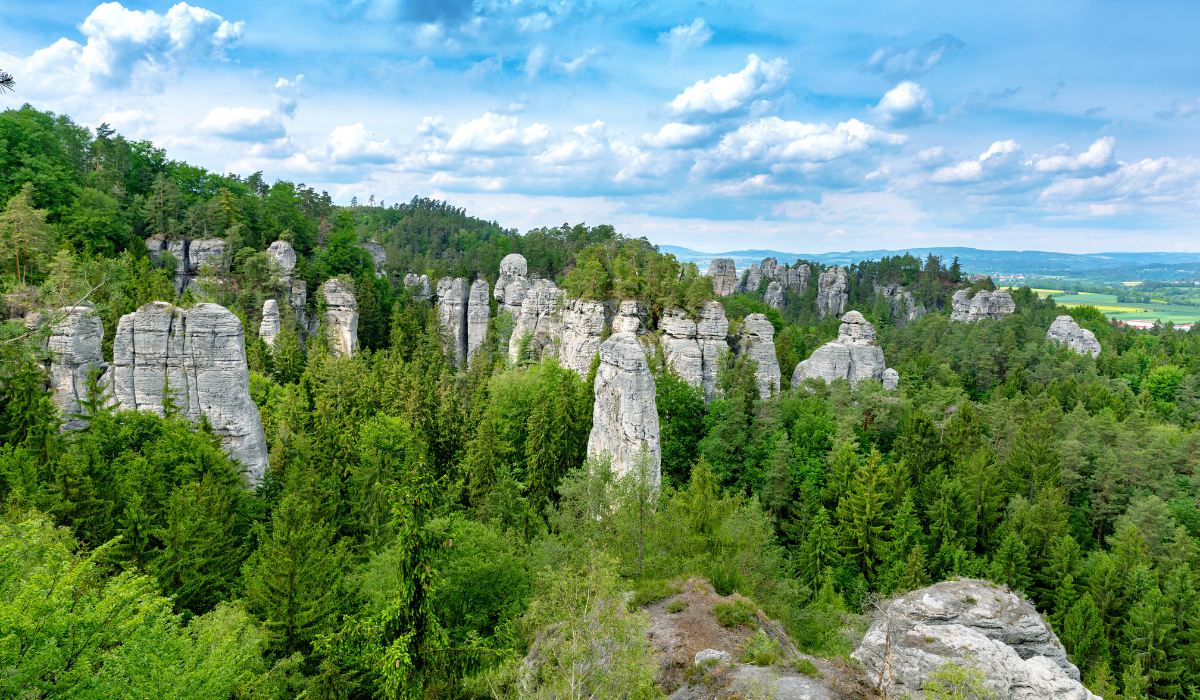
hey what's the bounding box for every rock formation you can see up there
[508,280,565,364]
[764,281,784,309]
[613,300,647,334]
[560,298,612,377]
[146,237,229,293]
[436,277,470,364]
[739,263,765,295]
[32,304,107,432]
[875,283,926,326]
[883,367,899,391]
[969,273,991,284]
[467,279,490,362]
[266,240,307,317]
[792,311,888,387]
[735,314,782,398]
[774,262,810,293]
[697,302,730,401]
[660,308,704,389]
[362,241,386,275]
[320,278,359,357]
[403,273,431,300]
[106,302,270,482]
[495,253,531,316]
[708,258,739,297]
[853,579,1097,700]
[951,288,1016,323]
[1046,316,1101,358]
[259,300,280,348]
[816,266,849,319]
[587,332,661,481]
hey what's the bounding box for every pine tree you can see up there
[152,474,243,615]
[271,325,306,384]
[243,493,349,655]
[896,546,932,594]
[1063,594,1109,674]
[0,182,54,284]
[799,506,839,590]
[990,531,1032,591]
[1122,657,1150,700]
[837,449,892,580]
[761,431,794,519]
[1122,586,1181,698]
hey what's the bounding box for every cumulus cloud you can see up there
[1156,96,1200,120]
[445,112,552,155]
[1040,156,1200,205]
[101,109,156,137]
[199,107,285,141]
[931,140,1022,184]
[520,45,599,78]
[698,117,906,176]
[3,2,242,93]
[314,124,397,165]
[638,123,714,149]
[273,74,305,117]
[870,81,934,126]
[667,54,790,120]
[658,18,714,59]
[863,34,963,80]
[1032,137,1116,173]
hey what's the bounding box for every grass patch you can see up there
[627,579,682,611]
[711,598,758,628]
[794,658,822,678]
[739,629,781,666]
[667,599,690,613]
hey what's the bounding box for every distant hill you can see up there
[658,245,1200,278]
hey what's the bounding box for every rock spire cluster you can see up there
[146,237,229,294]
[1046,315,1101,358]
[950,288,1016,322]
[587,332,661,482]
[792,311,896,389]
[706,257,810,300]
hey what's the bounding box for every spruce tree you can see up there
[799,506,838,590]
[1122,586,1181,698]
[761,431,794,519]
[837,449,891,581]
[153,474,243,615]
[990,531,1032,591]
[1005,413,1062,502]
[1063,594,1109,674]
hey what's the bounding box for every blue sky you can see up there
[4,0,1200,253]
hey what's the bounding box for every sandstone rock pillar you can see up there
[320,279,359,356]
[467,279,491,362]
[735,313,782,399]
[436,277,470,364]
[587,332,661,482]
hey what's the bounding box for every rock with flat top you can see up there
[792,311,886,387]
[266,240,297,279]
[951,288,1016,322]
[587,332,661,481]
[321,278,359,357]
[437,277,470,363]
[697,302,730,401]
[694,649,732,665]
[735,314,781,398]
[853,579,1097,700]
[883,367,899,390]
[738,263,764,295]
[816,266,849,319]
[613,300,647,334]
[774,263,810,293]
[708,259,739,297]
[660,307,704,390]
[765,281,784,309]
[32,304,107,432]
[1046,316,1100,358]
[403,273,431,300]
[106,302,269,482]
[560,298,612,377]
[146,237,229,293]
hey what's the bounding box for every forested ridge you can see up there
[2,104,1200,700]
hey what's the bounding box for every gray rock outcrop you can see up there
[735,314,781,399]
[774,262,810,293]
[587,332,661,481]
[951,288,1016,323]
[613,300,647,334]
[436,277,470,364]
[403,273,431,300]
[875,283,926,326]
[739,263,764,295]
[1046,316,1101,358]
[697,302,730,401]
[508,280,565,364]
[146,237,229,293]
[816,266,849,319]
[34,304,107,432]
[496,253,531,316]
[764,281,784,309]
[467,279,490,362]
[560,298,612,377]
[853,579,1097,700]
[708,258,739,297]
[363,241,386,275]
[660,308,704,389]
[883,367,899,391]
[792,311,887,387]
[106,302,269,482]
[969,273,991,284]
[259,299,280,348]
[321,279,359,357]
[265,240,307,322]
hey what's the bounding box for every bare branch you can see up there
[0,69,14,94]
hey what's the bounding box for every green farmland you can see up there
[1018,290,1200,325]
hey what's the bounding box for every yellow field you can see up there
[1058,303,1151,313]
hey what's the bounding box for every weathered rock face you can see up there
[660,307,703,389]
[792,310,887,387]
[739,263,764,295]
[853,579,1097,700]
[508,280,565,364]
[613,300,647,334]
[34,304,107,432]
[265,240,306,327]
[875,283,926,326]
[495,253,531,316]
[266,240,297,280]
[146,237,229,293]
[951,288,1016,323]
[1046,316,1101,358]
[436,277,470,364]
[697,302,730,401]
[107,302,270,482]
[467,279,490,362]
[764,281,784,309]
[362,241,386,275]
[816,266,849,319]
[969,273,991,284]
[403,273,431,300]
[321,279,359,357]
[883,367,899,390]
[708,258,739,297]
[259,300,280,348]
[560,298,612,377]
[735,313,782,398]
[774,263,810,294]
[587,332,661,481]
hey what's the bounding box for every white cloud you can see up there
[863,34,964,79]
[1032,137,1116,173]
[699,117,906,174]
[639,123,713,149]
[667,54,790,120]
[930,140,1023,183]
[445,112,551,155]
[4,2,242,94]
[273,74,305,117]
[870,81,934,126]
[199,107,285,141]
[1040,156,1200,204]
[658,18,714,59]
[523,45,548,78]
[773,192,926,227]
[100,109,156,137]
[1155,96,1200,120]
[319,124,397,165]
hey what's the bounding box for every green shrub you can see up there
[711,598,757,628]
[739,629,781,666]
[627,579,682,611]
[794,658,822,677]
[667,599,689,613]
